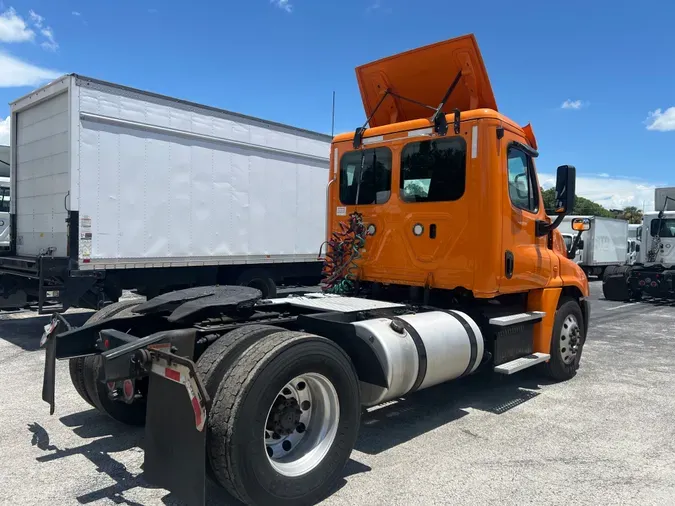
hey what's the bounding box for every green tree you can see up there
[616,206,643,224]
[540,186,613,217]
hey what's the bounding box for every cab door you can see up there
[499,136,553,293]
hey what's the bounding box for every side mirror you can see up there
[554,165,576,215]
[571,217,591,232]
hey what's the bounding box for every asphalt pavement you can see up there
[1,281,674,506]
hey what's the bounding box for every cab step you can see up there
[488,311,545,327]
[494,352,550,375]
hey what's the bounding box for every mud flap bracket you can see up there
[141,346,210,506]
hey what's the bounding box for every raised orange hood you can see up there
[355,34,497,128]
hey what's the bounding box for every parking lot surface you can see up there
[1,281,674,505]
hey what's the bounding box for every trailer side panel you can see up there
[75,79,330,268]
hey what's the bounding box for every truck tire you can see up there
[196,324,287,482]
[68,299,143,408]
[543,297,586,382]
[236,269,277,299]
[208,331,361,506]
[602,267,631,301]
[603,265,619,279]
[196,324,286,401]
[81,300,147,426]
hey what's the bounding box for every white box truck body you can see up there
[2,74,331,312]
[555,215,629,277]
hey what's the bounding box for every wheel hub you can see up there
[560,314,582,365]
[263,373,340,477]
[269,397,302,435]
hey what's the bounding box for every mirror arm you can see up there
[568,230,584,259]
[535,213,565,237]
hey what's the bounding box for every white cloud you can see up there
[561,99,586,110]
[645,107,675,132]
[270,0,292,12]
[72,11,81,17]
[0,51,61,87]
[539,173,666,211]
[0,116,9,145]
[28,9,43,28]
[0,7,34,42]
[40,26,57,51]
[27,9,58,51]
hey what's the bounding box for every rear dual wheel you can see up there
[68,299,147,426]
[207,331,361,505]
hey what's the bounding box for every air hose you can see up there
[319,212,368,295]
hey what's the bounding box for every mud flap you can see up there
[40,313,72,415]
[142,346,210,506]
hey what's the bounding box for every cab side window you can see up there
[507,146,538,213]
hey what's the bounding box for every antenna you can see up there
[331,91,336,138]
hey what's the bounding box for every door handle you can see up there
[505,250,514,279]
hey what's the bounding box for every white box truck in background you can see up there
[1,74,330,313]
[554,215,629,277]
[603,187,675,301]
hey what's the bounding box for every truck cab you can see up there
[642,211,675,266]
[328,35,588,304]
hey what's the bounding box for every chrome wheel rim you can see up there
[264,372,340,477]
[560,314,582,365]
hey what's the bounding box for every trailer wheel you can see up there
[543,297,586,382]
[208,331,361,505]
[68,299,143,408]
[236,269,277,299]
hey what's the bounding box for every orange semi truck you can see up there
[40,34,591,506]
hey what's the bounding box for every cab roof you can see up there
[332,108,524,144]
[355,33,497,129]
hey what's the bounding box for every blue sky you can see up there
[0,0,673,210]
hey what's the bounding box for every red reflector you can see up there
[191,396,202,428]
[639,280,645,286]
[83,258,90,263]
[104,339,110,349]
[165,367,181,382]
[123,379,134,400]
[651,282,658,287]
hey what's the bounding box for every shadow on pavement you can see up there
[0,311,91,352]
[356,369,549,455]
[27,367,550,505]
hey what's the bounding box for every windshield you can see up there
[651,218,675,238]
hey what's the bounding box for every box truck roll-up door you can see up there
[15,91,70,257]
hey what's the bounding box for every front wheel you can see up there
[543,297,586,382]
[208,331,361,505]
